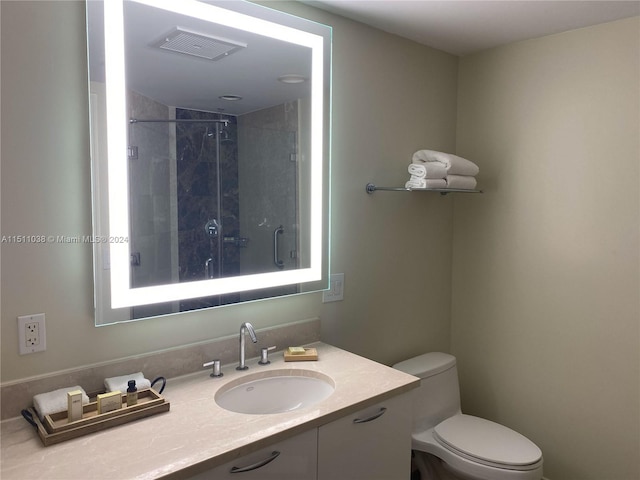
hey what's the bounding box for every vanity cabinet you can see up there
[188,429,317,480]
[188,392,412,480]
[318,393,413,480]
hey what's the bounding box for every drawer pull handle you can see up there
[230,451,281,473]
[353,407,387,424]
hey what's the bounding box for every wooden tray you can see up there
[284,347,318,362]
[28,388,169,446]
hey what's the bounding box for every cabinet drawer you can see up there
[318,393,413,480]
[188,429,317,480]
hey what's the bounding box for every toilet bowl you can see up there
[393,353,543,480]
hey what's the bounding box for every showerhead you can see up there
[219,124,235,144]
[154,27,246,61]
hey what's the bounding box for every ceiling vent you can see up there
[154,27,247,61]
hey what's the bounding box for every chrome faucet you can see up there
[237,322,258,370]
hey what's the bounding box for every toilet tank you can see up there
[393,352,462,431]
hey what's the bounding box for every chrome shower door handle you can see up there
[273,225,284,269]
[205,257,214,279]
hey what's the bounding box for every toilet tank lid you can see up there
[393,352,456,378]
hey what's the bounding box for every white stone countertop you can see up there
[1,342,419,480]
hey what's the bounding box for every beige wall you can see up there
[0,1,457,382]
[286,3,459,363]
[453,17,639,480]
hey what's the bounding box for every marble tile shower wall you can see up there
[237,101,300,301]
[128,90,176,319]
[176,108,241,310]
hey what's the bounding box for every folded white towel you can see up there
[445,175,477,190]
[405,177,447,189]
[104,372,151,393]
[412,150,479,176]
[407,163,447,179]
[33,386,90,420]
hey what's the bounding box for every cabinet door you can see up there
[318,393,413,480]
[188,428,317,480]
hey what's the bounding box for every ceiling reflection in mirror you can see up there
[86,0,331,325]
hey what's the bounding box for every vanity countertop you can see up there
[0,342,419,480]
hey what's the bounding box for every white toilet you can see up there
[393,352,543,480]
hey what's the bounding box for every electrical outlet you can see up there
[322,273,345,303]
[18,313,46,355]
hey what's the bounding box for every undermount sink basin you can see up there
[215,369,335,414]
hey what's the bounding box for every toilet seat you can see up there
[433,414,543,471]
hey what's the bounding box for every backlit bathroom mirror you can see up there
[86,0,331,325]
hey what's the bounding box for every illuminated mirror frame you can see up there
[102,0,328,309]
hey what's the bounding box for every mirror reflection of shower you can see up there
[127,106,242,315]
[175,109,241,309]
[126,95,301,318]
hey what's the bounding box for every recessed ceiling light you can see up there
[278,74,307,84]
[218,94,243,101]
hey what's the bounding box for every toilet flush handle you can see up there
[353,407,387,423]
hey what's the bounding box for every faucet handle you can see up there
[258,346,277,365]
[203,359,223,378]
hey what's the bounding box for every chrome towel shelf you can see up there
[366,183,483,195]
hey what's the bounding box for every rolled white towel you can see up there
[412,150,479,176]
[407,163,447,179]
[405,177,447,189]
[104,372,151,393]
[33,386,90,420]
[445,175,477,190]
